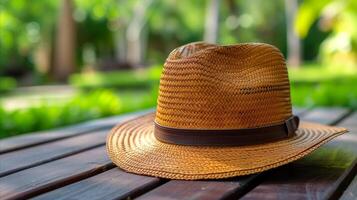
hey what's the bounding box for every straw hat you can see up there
[106,42,347,180]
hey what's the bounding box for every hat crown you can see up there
[155,42,292,129]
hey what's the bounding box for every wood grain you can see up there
[28,108,310,200]
[0,147,112,200]
[0,109,153,154]
[0,110,162,200]
[24,109,313,200]
[33,168,163,200]
[240,110,356,200]
[135,108,348,200]
[329,112,357,200]
[0,129,108,177]
[136,175,262,200]
[1,108,353,200]
[340,173,357,200]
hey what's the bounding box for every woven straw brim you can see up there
[106,113,347,180]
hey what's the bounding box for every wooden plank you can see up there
[0,129,108,177]
[292,107,309,116]
[6,107,345,200]
[28,108,310,200]
[0,106,300,154]
[300,107,350,125]
[33,168,163,200]
[240,110,357,200]
[340,173,357,200]
[136,175,262,200]
[134,108,347,200]
[0,146,112,200]
[338,112,357,200]
[0,110,162,200]
[0,109,154,154]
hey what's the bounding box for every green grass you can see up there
[69,65,162,90]
[289,63,357,82]
[0,89,158,139]
[289,63,357,108]
[0,65,162,138]
[0,77,17,93]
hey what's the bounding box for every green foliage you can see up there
[69,65,162,90]
[291,80,357,108]
[296,0,357,64]
[221,0,287,52]
[295,0,331,38]
[0,89,157,138]
[0,0,58,74]
[1,63,356,138]
[289,64,357,108]
[0,77,17,93]
[2,0,357,74]
[289,63,356,81]
[0,0,296,74]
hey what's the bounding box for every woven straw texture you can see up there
[156,42,291,129]
[106,42,347,180]
[107,113,346,179]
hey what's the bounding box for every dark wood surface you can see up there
[0,129,108,177]
[340,173,357,200]
[0,108,356,200]
[34,168,163,200]
[241,111,357,200]
[137,108,351,200]
[136,175,263,200]
[0,147,112,199]
[0,109,152,154]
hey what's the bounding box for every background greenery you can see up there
[0,0,356,138]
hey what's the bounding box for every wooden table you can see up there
[0,108,356,200]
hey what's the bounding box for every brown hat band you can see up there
[154,115,300,146]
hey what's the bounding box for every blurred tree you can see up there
[63,0,292,68]
[126,0,153,66]
[204,0,220,43]
[219,0,287,49]
[5,0,349,83]
[53,0,76,81]
[0,0,58,77]
[76,0,152,68]
[285,0,301,67]
[296,0,357,66]
[145,0,206,63]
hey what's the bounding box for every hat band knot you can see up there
[154,115,300,146]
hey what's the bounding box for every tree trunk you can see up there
[53,0,76,81]
[125,0,152,67]
[34,41,51,74]
[285,0,301,67]
[204,0,220,43]
[115,29,126,63]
